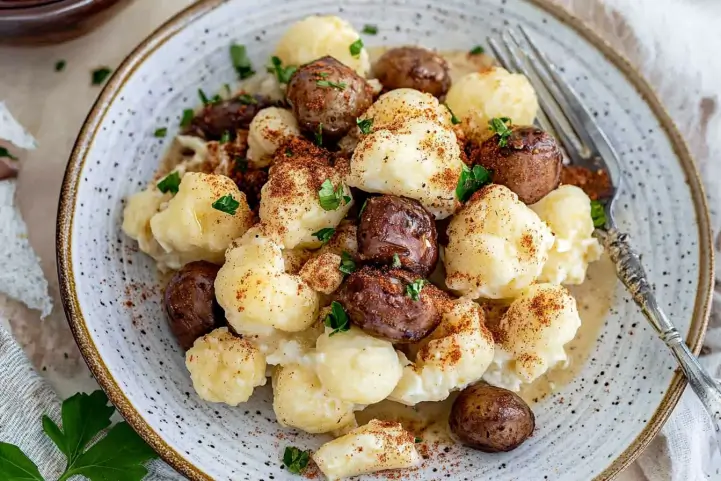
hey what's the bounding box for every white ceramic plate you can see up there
[57,0,713,480]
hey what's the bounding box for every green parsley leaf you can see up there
[318,72,330,78]
[237,93,257,104]
[212,194,240,215]
[224,83,232,96]
[316,80,347,90]
[282,446,310,475]
[324,301,350,336]
[318,179,349,211]
[469,45,485,55]
[219,130,231,144]
[0,147,18,161]
[444,103,461,125]
[392,253,402,268]
[55,60,66,72]
[0,442,44,481]
[157,171,181,194]
[230,43,255,79]
[198,88,210,105]
[339,251,356,275]
[234,157,248,172]
[455,164,492,202]
[362,24,379,35]
[210,93,222,104]
[315,123,324,146]
[414,437,422,443]
[180,108,194,128]
[285,148,293,157]
[406,279,425,301]
[313,227,336,244]
[154,127,167,138]
[590,200,606,228]
[91,67,112,86]
[349,38,364,58]
[488,117,513,147]
[358,198,368,219]
[269,56,298,84]
[357,117,373,134]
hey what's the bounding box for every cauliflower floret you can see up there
[252,321,324,368]
[444,184,555,299]
[531,185,603,285]
[483,283,581,391]
[348,118,463,219]
[318,221,358,258]
[214,228,319,337]
[148,172,253,269]
[185,327,266,406]
[299,252,345,294]
[259,155,353,249]
[247,107,301,168]
[272,363,356,434]
[122,187,169,258]
[359,88,452,131]
[315,327,403,404]
[274,15,370,76]
[389,299,495,405]
[313,419,421,481]
[445,67,538,143]
[282,247,314,275]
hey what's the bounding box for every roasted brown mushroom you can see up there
[468,126,562,204]
[357,195,438,275]
[286,56,374,141]
[449,383,535,452]
[373,46,451,97]
[188,95,273,140]
[163,261,225,350]
[335,266,447,343]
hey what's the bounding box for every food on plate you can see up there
[372,46,451,97]
[246,107,301,167]
[185,327,266,406]
[318,220,359,258]
[335,267,448,344]
[187,95,274,140]
[445,67,539,142]
[299,251,345,294]
[357,194,438,275]
[313,419,421,480]
[286,56,374,141]
[163,261,224,350]
[449,382,535,452]
[444,184,555,299]
[468,124,562,204]
[357,87,452,131]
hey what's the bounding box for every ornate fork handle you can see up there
[604,228,721,437]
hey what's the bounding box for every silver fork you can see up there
[488,26,721,442]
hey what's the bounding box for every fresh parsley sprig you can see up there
[339,251,356,275]
[488,117,513,147]
[180,109,194,128]
[362,24,378,35]
[157,171,181,194]
[268,56,297,84]
[0,390,157,481]
[91,67,112,86]
[316,80,346,90]
[392,253,402,268]
[590,200,606,228]
[356,117,373,134]
[282,446,311,474]
[318,179,351,211]
[469,45,485,55]
[406,279,425,301]
[324,301,351,336]
[444,104,461,125]
[212,194,240,215]
[349,38,364,58]
[230,43,255,80]
[313,227,336,244]
[456,164,492,202]
[0,146,18,161]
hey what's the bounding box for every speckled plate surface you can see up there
[57,0,713,480]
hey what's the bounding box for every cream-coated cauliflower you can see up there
[247,107,301,168]
[531,185,603,284]
[185,328,266,406]
[299,252,345,294]
[259,155,353,249]
[214,228,319,337]
[389,299,495,406]
[445,67,538,142]
[313,420,421,481]
[274,15,370,76]
[122,187,169,261]
[444,184,555,299]
[272,363,356,434]
[483,283,581,391]
[148,172,253,269]
[315,327,403,404]
[359,88,452,131]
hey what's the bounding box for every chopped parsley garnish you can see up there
[358,198,368,218]
[444,104,461,125]
[349,38,364,58]
[157,171,181,194]
[318,179,350,211]
[153,127,167,138]
[590,200,606,228]
[269,56,297,84]
[318,72,330,78]
[362,24,379,35]
[315,123,324,146]
[91,67,112,86]
[316,80,347,90]
[414,437,422,443]
[230,43,255,79]
[180,108,194,128]
[212,194,240,215]
[406,279,426,301]
[392,253,402,268]
[282,446,310,475]
[313,227,336,244]
[0,147,18,161]
[456,164,492,202]
[469,45,485,55]
[234,157,248,172]
[488,117,513,147]
[219,130,231,144]
[237,93,257,104]
[324,301,350,336]
[54,60,66,72]
[198,88,210,105]
[357,117,373,134]
[224,83,232,96]
[339,251,356,275]
[285,148,293,157]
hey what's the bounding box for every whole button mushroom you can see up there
[470,125,562,204]
[373,46,452,98]
[357,195,438,276]
[188,95,274,140]
[163,261,225,350]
